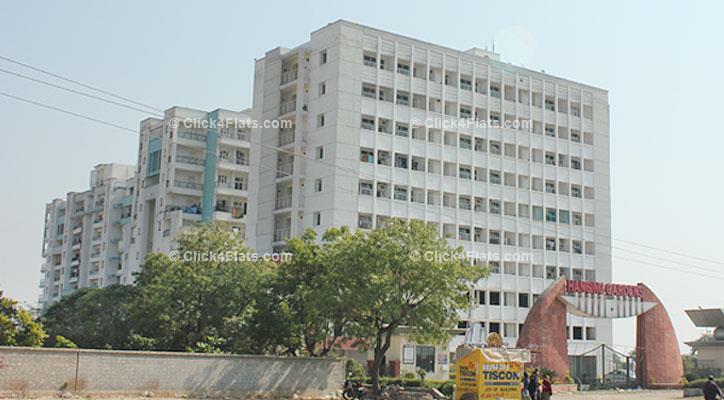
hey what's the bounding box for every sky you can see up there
[1,0,723,354]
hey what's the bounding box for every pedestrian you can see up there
[522,372,530,400]
[703,375,723,400]
[541,375,553,400]
[528,369,540,400]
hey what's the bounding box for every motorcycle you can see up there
[342,380,368,400]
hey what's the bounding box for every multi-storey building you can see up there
[125,106,252,273]
[249,20,612,377]
[38,163,135,309]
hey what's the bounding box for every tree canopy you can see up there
[0,290,46,346]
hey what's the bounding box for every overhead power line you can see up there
[0,55,164,113]
[0,67,162,116]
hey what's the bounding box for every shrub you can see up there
[683,377,724,389]
[54,335,77,348]
[346,359,366,378]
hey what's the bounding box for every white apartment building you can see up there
[39,107,252,307]
[249,20,612,375]
[38,163,135,310]
[125,106,252,273]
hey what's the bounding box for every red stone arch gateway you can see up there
[516,278,683,389]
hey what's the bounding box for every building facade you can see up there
[39,107,252,307]
[38,20,613,377]
[249,20,612,373]
[39,163,135,309]
[125,107,252,274]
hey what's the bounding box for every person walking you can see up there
[703,375,723,400]
[522,372,531,400]
[528,370,540,400]
[541,375,553,400]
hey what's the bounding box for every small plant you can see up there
[402,372,416,380]
[417,368,427,383]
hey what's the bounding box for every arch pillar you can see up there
[635,283,683,388]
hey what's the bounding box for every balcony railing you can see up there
[281,70,298,85]
[276,162,293,178]
[278,130,295,146]
[176,154,204,166]
[279,100,296,115]
[274,227,291,242]
[219,129,250,142]
[174,180,203,191]
[275,195,292,210]
[217,181,248,191]
[178,130,206,142]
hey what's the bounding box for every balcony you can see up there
[281,69,298,85]
[174,180,203,191]
[214,205,246,220]
[216,181,248,192]
[176,154,204,166]
[276,162,293,178]
[275,195,292,210]
[274,227,291,242]
[219,129,250,142]
[278,130,295,146]
[279,100,296,115]
[178,130,206,142]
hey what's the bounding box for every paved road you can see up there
[556,389,682,400]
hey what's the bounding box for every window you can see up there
[586,327,596,340]
[313,211,321,226]
[532,206,544,221]
[415,345,435,373]
[489,291,501,306]
[318,82,326,96]
[504,292,516,306]
[315,146,324,159]
[320,50,327,65]
[519,293,529,308]
[361,116,375,130]
[315,178,323,192]
[559,210,570,224]
[359,181,373,196]
[358,214,373,229]
[504,323,517,338]
[394,153,408,169]
[476,290,486,305]
[361,83,376,99]
[546,208,557,222]
[489,322,500,334]
[360,149,374,163]
[317,114,325,128]
[394,186,408,201]
[489,230,501,245]
[363,53,376,67]
[573,326,583,340]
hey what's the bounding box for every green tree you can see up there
[0,290,46,346]
[270,228,354,356]
[332,220,489,393]
[42,285,136,349]
[131,223,268,352]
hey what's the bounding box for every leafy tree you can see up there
[42,285,136,349]
[332,220,489,393]
[0,290,46,346]
[270,228,354,356]
[131,223,268,352]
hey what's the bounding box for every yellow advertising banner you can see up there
[455,348,524,400]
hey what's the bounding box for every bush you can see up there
[402,372,416,380]
[346,359,366,379]
[54,335,77,348]
[683,377,724,389]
